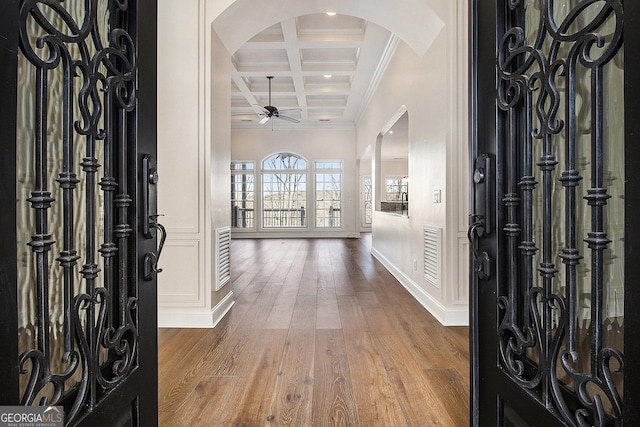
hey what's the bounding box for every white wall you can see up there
[356,0,469,325]
[157,0,234,327]
[231,127,359,238]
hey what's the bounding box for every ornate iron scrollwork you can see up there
[17,0,138,423]
[496,0,623,425]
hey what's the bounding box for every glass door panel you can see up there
[496,0,624,422]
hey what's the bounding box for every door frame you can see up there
[0,0,20,403]
[0,0,158,424]
[623,1,640,422]
[470,0,640,424]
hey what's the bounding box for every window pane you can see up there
[262,171,307,228]
[231,172,255,228]
[316,169,341,228]
[364,176,372,225]
[262,153,307,228]
[315,161,342,170]
[231,162,254,170]
[385,177,407,201]
[263,153,306,171]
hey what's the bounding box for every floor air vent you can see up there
[423,225,442,287]
[215,226,231,291]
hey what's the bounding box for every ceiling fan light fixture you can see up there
[259,115,271,125]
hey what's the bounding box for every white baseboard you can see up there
[371,248,468,326]
[158,291,235,328]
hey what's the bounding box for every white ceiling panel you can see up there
[231,13,397,128]
[300,48,359,66]
[233,49,289,68]
[296,14,366,34]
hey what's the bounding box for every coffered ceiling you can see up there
[230,13,399,129]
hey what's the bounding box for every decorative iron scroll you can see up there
[496,0,623,425]
[17,0,137,424]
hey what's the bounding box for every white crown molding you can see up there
[355,33,400,125]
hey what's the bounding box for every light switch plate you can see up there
[433,190,441,204]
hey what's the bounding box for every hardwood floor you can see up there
[158,236,470,426]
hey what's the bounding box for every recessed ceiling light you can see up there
[326,12,337,16]
[324,74,332,78]
[389,130,394,134]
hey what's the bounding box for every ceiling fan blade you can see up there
[277,107,302,114]
[259,115,271,125]
[252,105,270,114]
[276,115,300,123]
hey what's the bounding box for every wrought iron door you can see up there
[471,0,640,425]
[0,0,159,425]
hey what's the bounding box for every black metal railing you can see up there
[263,207,306,228]
[231,206,254,228]
[233,206,345,228]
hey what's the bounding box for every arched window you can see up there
[262,153,307,228]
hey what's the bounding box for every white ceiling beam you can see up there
[240,40,363,49]
[230,65,266,117]
[235,70,355,78]
[280,18,308,120]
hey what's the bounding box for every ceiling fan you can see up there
[257,76,301,125]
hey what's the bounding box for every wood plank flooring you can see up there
[158,236,470,426]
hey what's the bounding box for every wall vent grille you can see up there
[423,225,442,287]
[215,226,231,291]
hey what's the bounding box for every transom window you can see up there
[315,161,342,228]
[262,153,307,228]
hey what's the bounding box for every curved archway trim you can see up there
[211,0,444,56]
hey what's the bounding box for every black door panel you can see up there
[0,0,158,425]
[471,0,636,425]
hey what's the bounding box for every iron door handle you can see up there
[469,153,493,280]
[142,153,166,280]
[468,220,490,280]
[144,215,166,281]
[472,153,491,235]
[142,154,158,238]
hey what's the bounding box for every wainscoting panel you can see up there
[158,240,202,305]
